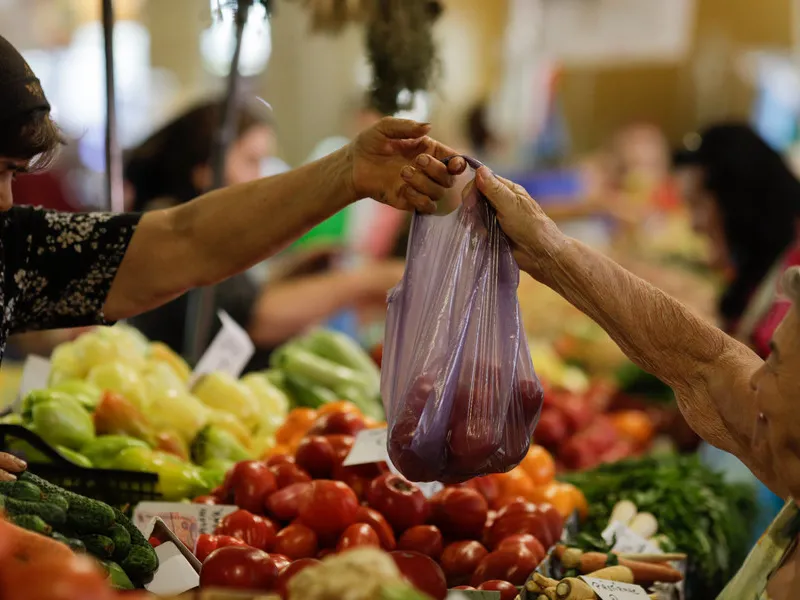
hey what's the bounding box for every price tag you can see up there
[342,428,388,466]
[133,502,238,551]
[602,521,662,555]
[11,355,51,413]
[145,542,200,596]
[189,311,255,386]
[580,577,650,600]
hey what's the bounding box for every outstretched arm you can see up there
[475,168,783,496]
[104,119,464,321]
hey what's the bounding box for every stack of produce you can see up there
[563,454,758,598]
[534,380,656,472]
[188,402,573,599]
[1,326,385,501]
[0,470,158,591]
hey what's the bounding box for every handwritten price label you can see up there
[581,577,650,600]
[133,502,238,551]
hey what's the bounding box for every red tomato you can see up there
[390,551,447,600]
[269,554,292,572]
[478,580,518,600]
[298,480,359,537]
[537,502,565,544]
[194,534,248,563]
[0,554,113,600]
[228,462,277,514]
[275,558,321,599]
[488,511,553,550]
[324,434,355,463]
[265,482,313,522]
[215,509,278,551]
[331,463,380,500]
[269,463,312,489]
[294,436,336,479]
[354,506,397,551]
[337,523,381,551]
[471,548,538,587]
[310,412,366,437]
[447,382,501,471]
[148,536,161,548]
[265,453,295,467]
[440,541,489,586]
[273,524,318,559]
[193,495,219,505]
[199,546,280,591]
[397,525,443,560]
[534,409,568,448]
[430,487,488,540]
[496,534,545,563]
[495,499,538,520]
[366,473,430,533]
[465,476,500,508]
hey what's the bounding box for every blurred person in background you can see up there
[126,100,406,371]
[673,123,800,357]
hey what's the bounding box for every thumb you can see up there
[476,166,515,209]
[376,117,431,140]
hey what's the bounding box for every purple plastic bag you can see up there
[381,156,543,484]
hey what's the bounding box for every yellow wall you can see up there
[559,0,795,153]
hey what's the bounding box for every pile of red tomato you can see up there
[192,403,567,600]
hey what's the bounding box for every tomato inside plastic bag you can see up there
[381,156,543,483]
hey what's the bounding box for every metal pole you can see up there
[183,0,251,363]
[102,0,124,213]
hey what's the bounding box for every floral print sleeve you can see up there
[1,206,141,335]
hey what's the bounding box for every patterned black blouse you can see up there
[0,206,141,360]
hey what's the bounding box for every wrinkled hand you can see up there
[0,452,26,482]
[349,117,467,213]
[475,167,566,277]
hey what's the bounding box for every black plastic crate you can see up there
[0,424,161,509]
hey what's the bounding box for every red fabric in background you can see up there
[11,171,77,212]
[751,243,800,358]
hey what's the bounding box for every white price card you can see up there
[342,428,388,466]
[12,355,51,413]
[145,542,200,596]
[189,310,255,385]
[133,502,238,551]
[581,577,650,600]
[602,521,662,555]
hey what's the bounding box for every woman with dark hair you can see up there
[0,34,464,480]
[673,123,800,357]
[126,100,406,369]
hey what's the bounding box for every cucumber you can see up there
[103,561,135,590]
[9,480,43,502]
[112,508,150,548]
[109,523,131,562]
[65,496,116,533]
[120,544,159,582]
[10,514,51,535]
[17,472,70,510]
[0,496,66,526]
[80,534,115,559]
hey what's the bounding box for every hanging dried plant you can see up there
[288,0,373,34]
[365,0,442,115]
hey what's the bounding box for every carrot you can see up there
[555,577,596,600]
[555,547,682,584]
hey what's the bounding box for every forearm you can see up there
[533,233,767,464]
[248,272,369,346]
[105,149,354,320]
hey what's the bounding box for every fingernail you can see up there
[401,166,415,180]
[8,455,25,469]
[416,154,430,167]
